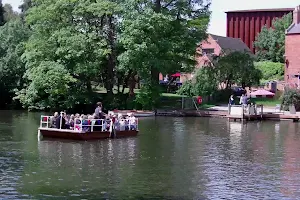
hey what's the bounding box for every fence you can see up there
[159,96,207,110]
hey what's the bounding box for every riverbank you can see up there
[156,105,300,122]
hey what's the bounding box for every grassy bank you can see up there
[253,98,281,107]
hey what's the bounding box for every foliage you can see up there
[15,61,76,110]
[0,0,4,25]
[17,0,120,110]
[135,83,161,110]
[0,0,211,111]
[281,88,300,111]
[178,66,217,97]
[118,0,211,107]
[0,18,30,108]
[215,51,261,88]
[254,13,292,63]
[3,4,19,22]
[254,61,284,82]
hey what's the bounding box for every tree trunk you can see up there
[106,15,116,97]
[128,74,136,97]
[122,69,132,94]
[86,81,92,93]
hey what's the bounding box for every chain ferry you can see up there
[38,113,139,141]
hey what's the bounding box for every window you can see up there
[202,48,215,55]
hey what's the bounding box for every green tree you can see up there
[0,0,5,25]
[119,0,210,107]
[254,61,284,82]
[215,51,261,89]
[3,4,19,22]
[177,66,217,97]
[17,0,120,110]
[19,0,32,18]
[254,13,292,63]
[0,18,30,108]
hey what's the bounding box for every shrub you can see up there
[254,61,284,82]
[281,88,300,111]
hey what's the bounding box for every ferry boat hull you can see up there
[39,128,139,140]
[115,130,139,138]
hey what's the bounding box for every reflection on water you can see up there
[1,112,300,199]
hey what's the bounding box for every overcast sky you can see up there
[4,0,299,36]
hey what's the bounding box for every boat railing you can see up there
[40,115,51,128]
[115,118,139,130]
[40,115,139,132]
[74,118,109,132]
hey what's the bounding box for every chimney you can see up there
[293,5,300,25]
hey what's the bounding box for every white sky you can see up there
[4,0,300,36]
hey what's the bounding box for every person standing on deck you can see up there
[94,102,102,119]
[229,95,234,105]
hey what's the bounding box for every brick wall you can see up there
[285,34,300,87]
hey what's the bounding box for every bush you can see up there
[254,61,284,82]
[281,88,300,111]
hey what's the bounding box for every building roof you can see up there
[210,34,251,53]
[286,24,300,35]
[226,8,293,13]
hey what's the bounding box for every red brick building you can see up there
[226,8,293,53]
[284,6,300,87]
[180,34,251,82]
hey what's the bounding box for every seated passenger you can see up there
[82,115,90,132]
[55,112,66,129]
[128,113,137,130]
[69,114,75,129]
[50,112,59,128]
[65,115,71,129]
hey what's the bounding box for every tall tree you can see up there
[17,0,120,110]
[3,4,19,22]
[19,0,32,19]
[119,0,210,107]
[0,18,30,108]
[254,13,292,63]
[0,0,5,25]
[215,51,261,89]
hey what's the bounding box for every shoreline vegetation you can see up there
[0,1,295,114]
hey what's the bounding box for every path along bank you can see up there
[155,105,300,122]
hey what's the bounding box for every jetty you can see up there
[227,104,299,122]
[156,104,300,122]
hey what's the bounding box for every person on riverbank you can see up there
[229,95,234,105]
[239,94,248,106]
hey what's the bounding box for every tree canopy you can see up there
[254,13,292,63]
[178,51,261,99]
[2,0,210,110]
[0,18,30,108]
[254,61,284,82]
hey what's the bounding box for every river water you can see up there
[1,111,300,199]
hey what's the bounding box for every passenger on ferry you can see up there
[94,102,102,119]
[82,115,90,132]
[50,112,59,128]
[128,113,137,130]
[114,114,122,131]
[55,112,66,129]
[65,115,70,129]
[69,114,75,129]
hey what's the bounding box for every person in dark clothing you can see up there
[94,102,102,119]
[55,113,66,129]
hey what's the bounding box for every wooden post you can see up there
[181,97,184,110]
[228,104,231,115]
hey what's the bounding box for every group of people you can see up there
[48,102,137,132]
[229,94,252,105]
